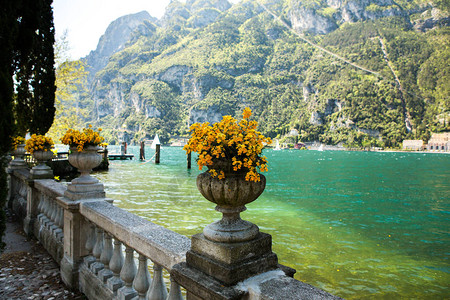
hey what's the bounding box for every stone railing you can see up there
[6,155,341,300]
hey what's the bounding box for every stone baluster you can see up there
[50,199,58,223]
[45,196,50,218]
[55,204,61,227]
[117,246,137,300]
[56,205,64,228]
[37,194,45,223]
[133,254,151,300]
[99,232,114,282]
[43,195,50,217]
[167,276,184,300]
[42,195,49,225]
[49,200,61,237]
[107,238,124,293]
[37,193,43,214]
[46,200,55,230]
[53,203,64,242]
[84,222,96,267]
[91,227,104,274]
[147,263,167,300]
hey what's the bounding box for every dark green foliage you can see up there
[14,0,56,136]
[0,0,56,246]
[0,0,18,247]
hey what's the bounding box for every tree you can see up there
[0,0,56,247]
[0,0,18,248]
[14,0,56,136]
[47,33,89,142]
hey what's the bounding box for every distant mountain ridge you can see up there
[77,0,449,147]
[83,11,156,81]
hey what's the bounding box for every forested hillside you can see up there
[75,0,449,147]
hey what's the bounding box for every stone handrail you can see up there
[79,200,190,271]
[7,157,341,300]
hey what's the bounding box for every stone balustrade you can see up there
[6,157,341,300]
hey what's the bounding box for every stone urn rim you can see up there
[69,144,101,152]
[196,171,266,207]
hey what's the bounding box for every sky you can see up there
[52,0,242,60]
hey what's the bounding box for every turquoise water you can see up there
[95,147,450,299]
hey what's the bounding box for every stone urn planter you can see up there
[10,144,27,168]
[68,145,102,185]
[197,166,266,243]
[30,149,54,178]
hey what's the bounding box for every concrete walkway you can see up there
[0,209,86,300]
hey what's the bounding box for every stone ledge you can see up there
[247,273,343,300]
[171,262,246,300]
[34,179,66,199]
[80,201,191,271]
[12,168,31,181]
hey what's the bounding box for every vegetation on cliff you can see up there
[71,0,448,148]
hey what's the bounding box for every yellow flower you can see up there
[184,108,270,181]
[60,126,105,152]
[25,134,54,154]
[243,107,252,119]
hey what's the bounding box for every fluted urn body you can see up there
[68,145,102,185]
[30,150,54,178]
[197,168,266,243]
[10,144,27,168]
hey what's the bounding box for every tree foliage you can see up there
[47,33,89,142]
[0,0,56,247]
[14,0,56,136]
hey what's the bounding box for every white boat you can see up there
[151,134,160,149]
[274,140,281,150]
[318,144,324,151]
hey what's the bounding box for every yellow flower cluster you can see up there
[183,107,271,182]
[60,125,105,152]
[11,136,25,150]
[25,134,54,154]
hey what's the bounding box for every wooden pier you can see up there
[108,154,134,160]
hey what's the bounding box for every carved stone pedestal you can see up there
[172,232,279,299]
[188,232,277,286]
[64,182,105,200]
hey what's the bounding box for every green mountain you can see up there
[81,0,449,147]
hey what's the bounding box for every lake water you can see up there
[94,146,449,299]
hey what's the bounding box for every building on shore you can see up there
[427,132,450,152]
[402,139,424,151]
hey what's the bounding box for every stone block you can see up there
[107,276,123,293]
[98,268,113,283]
[117,286,137,300]
[84,256,97,268]
[64,182,105,200]
[79,263,115,300]
[187,250,278,286]
[90,261,104,275]
[191,232,272,265]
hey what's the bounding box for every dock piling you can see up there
[187,152,191,169]
[155,144,160,164]
[139,141,145,160]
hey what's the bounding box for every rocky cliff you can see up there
[78,0,449,146]
[83,11,156,81]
